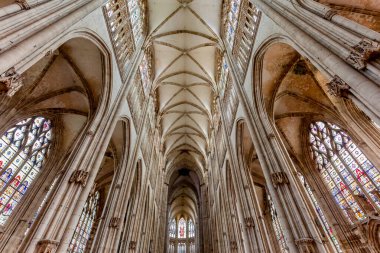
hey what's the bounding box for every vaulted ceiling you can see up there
[147,0,222,218]
[149,0,221,175]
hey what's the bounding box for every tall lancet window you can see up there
[169,218,176,238]
[0,116,52,225]
[178,217,186,239]
[68,191,100,253]
[188,219,195,238]
[309,121,380,222]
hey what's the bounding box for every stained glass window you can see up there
[309,121,380,222]
[224,0,242,48]
[298,174,343,252]
[68,191,100,253]
[188,219,195,238]
[169,218,176,238]
[0,116,52,226]
[178,217,186,239]
[268,195,288,253]
[177,242,186,253]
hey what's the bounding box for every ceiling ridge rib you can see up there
[150,5,182,35]
[187,6,220,40]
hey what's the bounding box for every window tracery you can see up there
[178,217,186,239]
[188,219,195,238]
[0,116,52,226]
[68,191,100,253]
[309,121,380,223]
[169,218,176,238]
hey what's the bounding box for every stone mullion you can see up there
[215,99,268,252]
[224,40,327,253]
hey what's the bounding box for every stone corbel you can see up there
[109,217,120,228]
[295,238,314,250]
[346,39,380,70]
[36,239,59,253]
[0,68,23,97]
[326,75,350,97]
[69,170,89,187]
[271,171,289,186]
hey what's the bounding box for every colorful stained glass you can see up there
[298,174,343,252]
[268,195,288,253]
[178,217,186,239]
[178,242,186,253]
[309,121,380,223]
[0,117,52,226]
[68,191,100,253]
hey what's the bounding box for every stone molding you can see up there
[36,239,59,253]
[69,170,89,187]
[16,0,31,10]
[271,172,289,186]
[295,237,314,246]
[324,10,337,20]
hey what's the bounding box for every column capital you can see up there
[69,170,89,187]
[324,10,337,20]
[327,75,349,97]
[270,171,289,186]
[0,67,23,97]
[16,0,31,10]
[36,239,59,253]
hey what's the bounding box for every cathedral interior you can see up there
[0,0,380,252]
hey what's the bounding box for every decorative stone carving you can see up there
[0,68,23,97]
[326,75,350,97]
[353,39,380,60]
[271,172,289,186]
[109,217,120,228]
[129,241,137,250]
[295,238,314,248]
[36,240,59,253]
[354,193,376,215]
[346,51,366,70]
[69,170,89,187]
[244,216,255,228]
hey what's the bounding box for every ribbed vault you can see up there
[149,0,221,176]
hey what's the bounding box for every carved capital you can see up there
[69,170,89,187]
[36,240,59,253]
[327,75,350,97]
[129,241,137,250]
[271,171,289,186]
[0,68,23,97]
[109,217,120,228]
[324,10,337,20]
[346,51,366,70]
[353,39,380,61]
[244,216,255,228]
